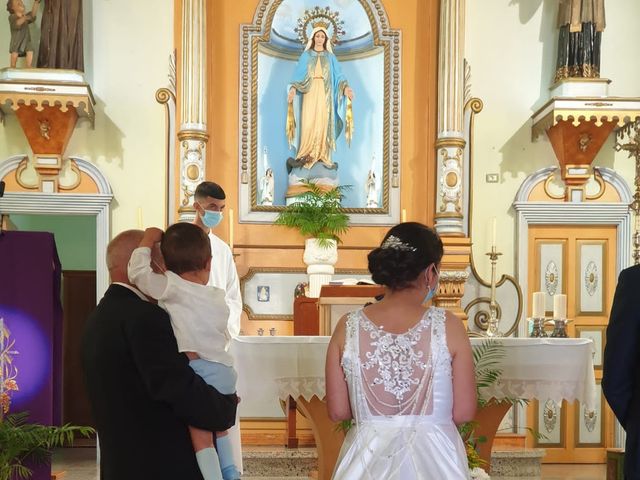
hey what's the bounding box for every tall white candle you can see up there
[229,208,234,251]
[490,217,497,249]
[401,209,407,223]
[532,291,546,318]
[553,294,567,319]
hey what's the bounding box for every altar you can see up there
[231,336,597,477]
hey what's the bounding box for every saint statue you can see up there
[365,170,378,208]
[6,0,40,68]
[287,25,354,169]
[285,22,353,200]
[259,168,275,206]
[37,0,84,71]
[555,0,605,82]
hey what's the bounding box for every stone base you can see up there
[242,447,317,478]
[490,448,545,477]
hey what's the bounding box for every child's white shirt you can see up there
[128,247,233,366]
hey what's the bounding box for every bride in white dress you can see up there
[325,222,477,479]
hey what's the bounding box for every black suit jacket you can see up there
[82,284,238,480]
[603,265,640,479]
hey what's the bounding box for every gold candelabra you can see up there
[615,120,640,264]
[485,246,503,337]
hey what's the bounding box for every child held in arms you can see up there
[128,224,240,480]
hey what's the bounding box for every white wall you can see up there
[465,0,640,280]
[0,0,174,236]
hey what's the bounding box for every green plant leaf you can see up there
[0,412,95,480]
[275,180,351,245]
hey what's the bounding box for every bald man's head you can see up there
[107,229,144,283]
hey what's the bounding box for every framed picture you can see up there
[240,267,371,320]
[575,325,606,370]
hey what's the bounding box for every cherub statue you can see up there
[39,118,51,140]
[7,0,40,68]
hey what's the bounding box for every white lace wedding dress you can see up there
[332,307,470,479]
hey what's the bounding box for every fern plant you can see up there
[472,339,506,408]
[0,412,94,480]
[275,180,350,248]
[459,339,532,472]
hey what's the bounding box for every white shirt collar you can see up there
[112,282,148,301]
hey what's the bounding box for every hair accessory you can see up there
[381,235,417,252]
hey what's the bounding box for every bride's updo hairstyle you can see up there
[368,222,443,291]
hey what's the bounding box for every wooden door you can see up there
[526,225,616,463]
[62,270,96,429]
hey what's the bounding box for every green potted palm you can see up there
[0,320,94,480]
[276,180,350,297]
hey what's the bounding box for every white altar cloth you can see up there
[230,336,597,418]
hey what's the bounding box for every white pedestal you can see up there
[550,78,611,98]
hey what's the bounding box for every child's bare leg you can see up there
[190,426,222,480]
[216,430,240,480]
[10,53,18,68]
[25,50,33,67]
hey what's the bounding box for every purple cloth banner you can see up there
[0,231,63,480]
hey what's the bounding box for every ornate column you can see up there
[431,0,471,320]
[434,0,465,236]
[177,0,208,221]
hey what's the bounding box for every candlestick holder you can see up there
[485,246,503,337]
[530,317,548,338]
[550,318,571,338]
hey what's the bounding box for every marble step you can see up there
[243,446,545,478]
[490,448,545,477]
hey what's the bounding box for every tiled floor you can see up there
[51,448,607,480]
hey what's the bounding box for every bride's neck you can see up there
[381,286,425,305]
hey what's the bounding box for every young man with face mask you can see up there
[193,181,243,477]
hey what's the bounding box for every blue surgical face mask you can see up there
[423,267,440,304]
[201,210,223,228]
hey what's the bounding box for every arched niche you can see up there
[238,0,401,224]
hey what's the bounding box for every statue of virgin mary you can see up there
[285,22,354,199]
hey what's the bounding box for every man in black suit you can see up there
[603,265,640,479]
[82,230,238,480]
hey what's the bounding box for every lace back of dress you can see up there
[350,308,440,419]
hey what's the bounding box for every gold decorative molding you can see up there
[435,137,466,149]
[177,129,209,142]
[436,237,472,320]
[0,70,95,126]
[531,97,640,141]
